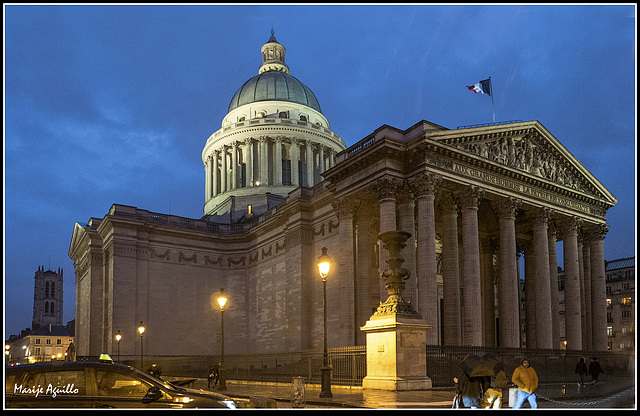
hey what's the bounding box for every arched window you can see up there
[279,111,287,119]
[50,302,55,315]
[300,115,307,122]
[51,282,55,297]
[239,116,246,122]
[45,302,49,315]
[45,282,50,298]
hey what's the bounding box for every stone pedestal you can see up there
[360,230,432,391]
[361,314,432,390]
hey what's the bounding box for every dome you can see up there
[227,30,322,114]
[227,72,322,114]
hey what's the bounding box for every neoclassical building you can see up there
[69,32,617,359]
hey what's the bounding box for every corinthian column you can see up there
[305,141,314,187]
[459,186,484,346]
[331,198,358,346]
[560,216,583,350]
[245,138,254,187]
[231,141,238,190]
[370,176,401,234]
[259,137,269,185]
[440,194,461,345]
[586,224,609,351]
[221,146,227,193]
[371,176,402,302]
[274,136,283,186]
[205,155,212,200]
[494,197,521,348]
[531,207,553,349]
[212,150,219,197]
[397,184,417,304]
[548,221,560,349]
[410,172,441,344]
[290,139,300,187]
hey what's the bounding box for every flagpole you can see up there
[490,77,495,123]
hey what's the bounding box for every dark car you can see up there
[5,359,236,409]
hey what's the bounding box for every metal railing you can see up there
[129,345,632,388]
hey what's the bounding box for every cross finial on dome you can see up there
[268,27,278,43]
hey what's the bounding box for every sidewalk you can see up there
[184,376,636,409]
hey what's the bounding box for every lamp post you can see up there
[115,330,122,363]
[217,289,228,391]
[317,247,333,398]
[138,322,145,371]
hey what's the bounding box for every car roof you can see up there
[6,361,135,372]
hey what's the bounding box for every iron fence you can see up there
[127,345,632,388]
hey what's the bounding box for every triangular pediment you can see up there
[434,121,617,207]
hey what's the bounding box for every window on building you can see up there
[279,111,287,118]
[45,302,49,315]
[606,286,612,295]
[239,116,246,122]
[51,282,55,296]
[622,310,631,318]
[606,299,612,308]
[45,282,50,298]
[607,312,612,323]
[35,339,41,344]
[622,297,632,305]
[300,115,307,122]
[282,159,292,185]
[46,339,51,345]
[622,283,630,291]
[57,339,62,345]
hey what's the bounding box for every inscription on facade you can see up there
[451,162,593,215]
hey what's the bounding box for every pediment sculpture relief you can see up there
[453,135,589,194]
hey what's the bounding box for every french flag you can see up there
[467,79,492,96]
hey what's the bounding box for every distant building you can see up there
[605,257,635,351]
[557,256,635,351]
[6,321,75,365]
[32,266,64,330]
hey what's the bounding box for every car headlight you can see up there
[174,396,193,404]
[222,400,236,409]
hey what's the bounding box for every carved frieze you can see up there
[450,132,590,194]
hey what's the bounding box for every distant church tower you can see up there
[32,266,63,330]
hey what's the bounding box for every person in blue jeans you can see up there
[511,358,539,409]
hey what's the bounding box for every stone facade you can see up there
[69,34,617,359]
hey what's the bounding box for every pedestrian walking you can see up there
[511,358,539,409]
[453,372,486,409]
[588,357,603,385]
[208,365,220,389]
[574,357,588,387]
[481,370,508,409]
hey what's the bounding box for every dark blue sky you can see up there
[4,4,636,337]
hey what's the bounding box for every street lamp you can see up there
[138,322,145,371]
[115,330,122,363]
[317,247,333,398]
[217,289,228,391]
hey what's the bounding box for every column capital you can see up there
[396,183,414,205]
[582,223,610,242]
[331,197,359,220]
[530,206,555,226]
[370,175,403,201]
[492,197,522,219]
[259,135,271,143]
[244,137,254,146]
[458,185,485,209]
[409,171,442,197]
[558,216,583,237]
[438,193,459,214]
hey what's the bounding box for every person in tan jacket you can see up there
[511,358,539,408]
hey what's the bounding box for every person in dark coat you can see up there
[574,357,588,387]
[148,363,163,379]
[588,357,603,385]
[208,365,220,389]
[454,372,486,408]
